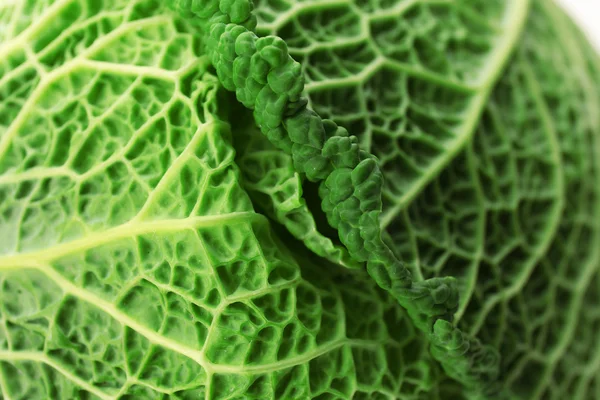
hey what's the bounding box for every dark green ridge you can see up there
[170,0,499,395]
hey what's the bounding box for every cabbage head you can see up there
[0,1,598,399]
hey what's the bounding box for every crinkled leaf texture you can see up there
[0,1,445,399]
[0,1,600,400]
[233,113,361,270]
[252,0,600,399]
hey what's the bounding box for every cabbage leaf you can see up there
[1,0,599,399]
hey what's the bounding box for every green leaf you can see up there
[2,0,600,399]
[254,0,530,223]
[256,0,600,398]
[0,1,441,399]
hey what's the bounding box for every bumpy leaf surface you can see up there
[0,1,446,399]
[170,3,487,392]
[233,112,360,270]
[252,0,600,398]
[1,0,600,399]
[254,0,529,223]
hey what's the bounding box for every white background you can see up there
[558,0,600,50]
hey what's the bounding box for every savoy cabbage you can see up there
[0,0,598,399]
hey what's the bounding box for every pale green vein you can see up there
[304,58,383,92]
[0,213,258,267]
[0,166,77,185]
[77,59,178,80]
[208,339,375,375]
